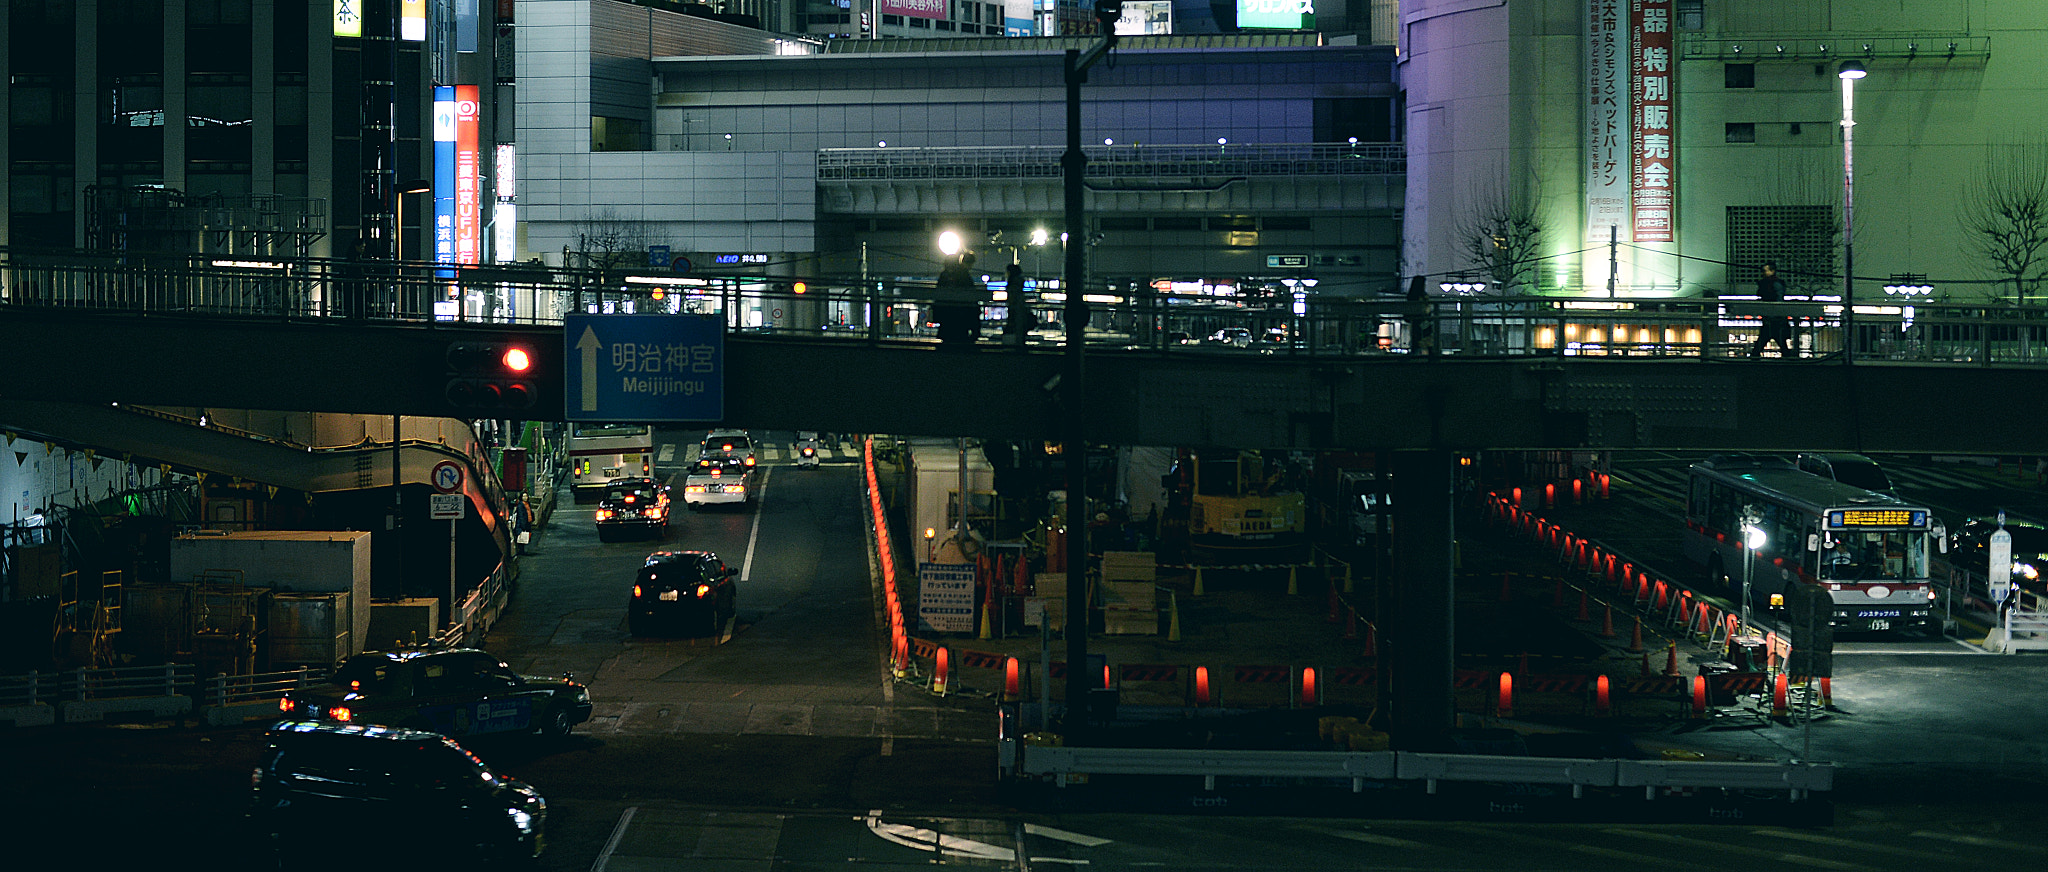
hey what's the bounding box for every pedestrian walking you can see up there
[1749,262,1795,358]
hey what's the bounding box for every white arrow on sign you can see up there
[577,326,602,412]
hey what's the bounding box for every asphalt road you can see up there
[7,444,2048,871]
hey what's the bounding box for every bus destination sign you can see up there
[1826,508,1928,530]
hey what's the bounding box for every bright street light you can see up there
[937,230,963,257]
[1839,60,1866,356]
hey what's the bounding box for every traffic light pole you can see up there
[1061,6,1120,737]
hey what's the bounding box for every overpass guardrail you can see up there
[7,247,2048,366]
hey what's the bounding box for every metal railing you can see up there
[816,142,1406,181]
[10,248,2048,367]
[1005,745,1834,801]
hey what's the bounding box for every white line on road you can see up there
[590,805,636,872]
[1024,824,1113,847]
[741,467,770,583]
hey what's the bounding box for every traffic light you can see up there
[445,340,536,412]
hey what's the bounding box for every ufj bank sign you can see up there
[562,313,724,423]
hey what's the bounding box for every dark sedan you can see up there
[280,646,593,740]
[629,550,737,638]
[595,478,671,542]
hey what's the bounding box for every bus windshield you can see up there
[572,423,649,439]
[1821,529,1926,582]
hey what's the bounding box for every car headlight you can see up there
[572,687,591,704]
[508,806,538,833]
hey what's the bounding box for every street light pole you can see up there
[1740,507,1764,629]
[1839,60,1866,361]
[1060,3,1122,736]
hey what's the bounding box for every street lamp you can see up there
[1740,507,1765,627]
[1838,60,1865,359]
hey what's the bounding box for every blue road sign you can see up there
[562,314,724,423]
[648,245,671,267]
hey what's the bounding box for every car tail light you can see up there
[624,495,637,504]
[694,583,711,597]
[596,509,613,520]
[328,706,354,723]
[632,584,643,598]
[279,697,295,713]
[648,507,666,519]
[744,456,756,467]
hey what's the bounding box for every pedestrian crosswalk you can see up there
[1612,461,2005,506]
[658,438,865,468]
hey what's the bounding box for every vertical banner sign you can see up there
[494,144,517,263]
[456,85,482,265]
[1585,0,1627,243]
[433,86,457,269]
[1631,0,1675,243]
[402,0,428,41]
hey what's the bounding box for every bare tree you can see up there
[1753,159,1840,300]
[1958,144,2048,305]
[569,207,651,277]
[1454,169,1546,294]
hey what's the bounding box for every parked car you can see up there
[1796,452,1896,495]
[699,429,757,468]
[683,455,753,508]
[628,550,738,637]
[250,720,547,862]
[279,645,593,740]
[595,477,671,541]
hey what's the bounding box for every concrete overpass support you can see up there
[1386,450,1457,750]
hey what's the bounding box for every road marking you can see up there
[1758,829,1957,862]
[657,443,674,463]
[591,805,637,872]
[1293,824,1429,849]
[1025,824,1112,847]
[741,466,770,584]
[1910,830,2048,853]
[864,811,1014,861]
[1604,828,1872,870]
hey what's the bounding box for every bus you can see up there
[1684,454,1943,635]
[568,423,654,502]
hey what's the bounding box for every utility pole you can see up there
[1060,1,1123,739]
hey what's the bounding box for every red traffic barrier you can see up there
[1299,667,1319,708]
[1194,665,1213,706]
[1594,674,1612,717]
[1497,672,1515,718]
[1772,672,1789,717]
[933,646,951,696]
[1691,675,1708,717]
[1003,656,1021,700]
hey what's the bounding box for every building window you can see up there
[1726,205,1836,296]
[1677,0,1703,30]
[1725,123,1756,144]
[1725,64,1755,89]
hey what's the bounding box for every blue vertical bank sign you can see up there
[561,314,725,423]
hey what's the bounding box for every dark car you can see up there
[1949,516,2048,599]
[280,646,593,740]
[250,720,547,862]
[595,477,671,542]
[1796,452,1896,495]
[629,550,737,637]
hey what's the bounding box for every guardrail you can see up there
[0,663,335,728]
[10,247,2048,367]
[1005,745,1833,801]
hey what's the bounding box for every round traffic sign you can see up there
[431,460,465,494]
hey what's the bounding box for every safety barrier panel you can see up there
[1009,744,1833,801]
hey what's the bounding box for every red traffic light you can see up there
[502,346,531,373]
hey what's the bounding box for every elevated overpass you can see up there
[1,302,2043,455]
